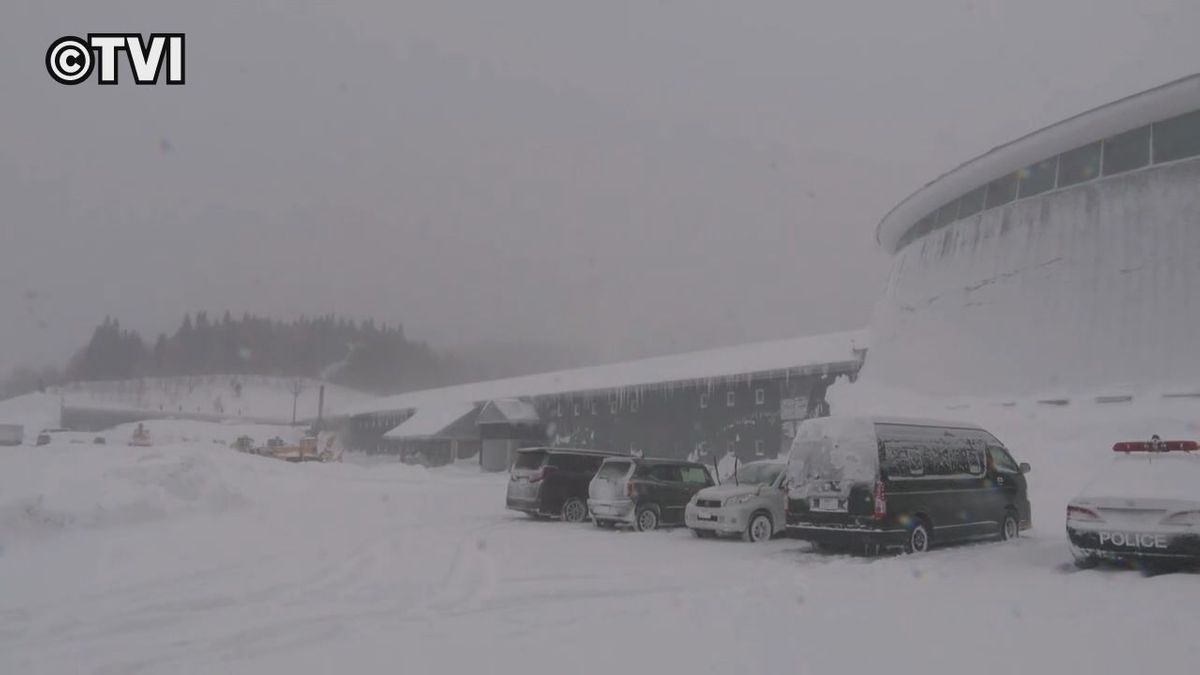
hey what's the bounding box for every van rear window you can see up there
[597,460,632,480]
[785,417,878,489]
[514,451,547,470]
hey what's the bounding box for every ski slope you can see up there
[50,375,376,422]
[2,393,1199,675]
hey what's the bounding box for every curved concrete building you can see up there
[867,74,1200,395]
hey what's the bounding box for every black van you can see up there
[784,416,1031,554]
[507,447,620,522]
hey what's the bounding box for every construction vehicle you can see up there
[257,434,336,463]
[129,423,152,447]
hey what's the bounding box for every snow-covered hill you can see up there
[48,375,376,421]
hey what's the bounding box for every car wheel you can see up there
[634,505,660,532]
[744,512,773,543]
[561,498,588,523]
[904,520,931,554]
[1000,512,1019,541]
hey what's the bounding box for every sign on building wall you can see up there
[780,395,809,421]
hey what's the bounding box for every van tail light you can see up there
[625,481,635,498]
[872,480,887,520]
[1066,505,1103,522]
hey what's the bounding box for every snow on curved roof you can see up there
[876,73,1200,254]
[346,329,868,417]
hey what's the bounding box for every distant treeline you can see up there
[7,313,474,396]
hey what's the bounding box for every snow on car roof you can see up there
[345,329,867,417]
[1080,452,1200,502]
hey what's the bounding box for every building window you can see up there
[591,400,598,415]
[629,396,639,413]
[699,392,709,409]
[573,402,580,416]
[755,388,765,405]
[1102,125,1151,176]
[1017,157,1057,198]
[1057,142,1101,187]
[1153,109,1200,164]
[755,440,765,457]
[556,402,562,417]
[911,213,936,239]
[933,199,959,228]
[983,173,1018,209]
[610,397,618,414]
[956,185,987,218]
[726,391,735,407]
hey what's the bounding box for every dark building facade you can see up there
[341,365,860,468]
[536,370,839,463]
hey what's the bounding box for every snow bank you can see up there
[0,392,61,442]
[0,444,254,545]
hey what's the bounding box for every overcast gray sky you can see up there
[3,0,1198,375]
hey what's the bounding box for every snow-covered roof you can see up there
[382,401,477,440]
[477,398,539,424]
[876,73,1200,254]
[346,329,868,417]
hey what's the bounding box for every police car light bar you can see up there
[1113,440,1200,452]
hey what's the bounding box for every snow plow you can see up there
[256,434,339,463]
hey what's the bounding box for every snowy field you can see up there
[3,392,1200,675]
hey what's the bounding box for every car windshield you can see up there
[734,462,783,486]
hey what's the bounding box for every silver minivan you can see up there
[684,460,788,542]
[588,456,715,530]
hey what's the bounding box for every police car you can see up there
[1066,436,1200,568]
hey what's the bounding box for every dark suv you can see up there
[507,447,620,523]
[588,456,715,531]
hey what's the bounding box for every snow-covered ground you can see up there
[3,391,1200,675]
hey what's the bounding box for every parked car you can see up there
[507,447,621,522]
[785,416,1031,554]
[685,459,787,542]
[1066,437,1200,569]
[588,456,715,531]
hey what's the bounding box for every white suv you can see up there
[685,460,787,543]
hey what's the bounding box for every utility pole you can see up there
[290,379,304,425]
